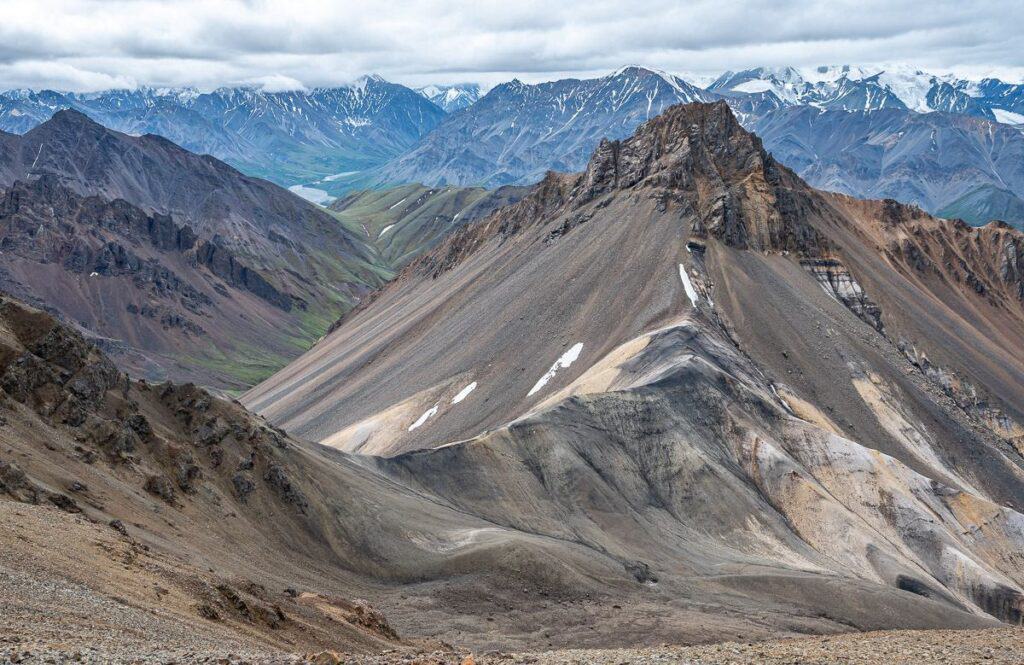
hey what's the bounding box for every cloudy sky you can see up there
[1,0,1022,91]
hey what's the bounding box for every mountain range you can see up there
[709,65,1024,121]
[250,101,1024,634]
[3,61,1024,390]
[4,101,1024,660]
[247,99,1024,631]
[0,110,390,388]
[375,66,1024,226]
[4,64,1024,226]
[0,76,445,188]
[379,67,713,188]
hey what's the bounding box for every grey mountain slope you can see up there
[378,67,712,188]
[0,262,1009,656]
[5,102,1024,656]
[750,106,1024,227]
[247,102,1024,629]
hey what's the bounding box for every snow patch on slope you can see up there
[288,184,332,205]
[452,382,477,404]
[679,264,699,307]
[528,343,584,396]
[408,404,439,431]
[993,108,1024,125]
[732,80,774,94]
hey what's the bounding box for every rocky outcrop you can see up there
[0,177,294,311]
[0,294,308,515]
[873,205,1024,305]
[405,102,836,287]
[574,101,834,254]
[897,338,1024,453]
[193,240,296,311]
[802,259,884,331]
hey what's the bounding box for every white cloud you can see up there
[0,61,137,92]
[0,0,1019,91]
[247,74,307,93]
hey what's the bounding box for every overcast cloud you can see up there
[0,0,1021,91]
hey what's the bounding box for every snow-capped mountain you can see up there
[712,65,1024,224]
[416,83,482,111]
[710,64,1024,121]
[0,76,445,186]
[381,66,713,187]
[375,65,1024,224]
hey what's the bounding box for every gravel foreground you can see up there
[3,627,1022,664]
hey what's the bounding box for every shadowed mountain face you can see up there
[247,102,1024,630]
[0,110,391,388]
[750,106,1024,228]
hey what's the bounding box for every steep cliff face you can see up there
[572,101,834,254]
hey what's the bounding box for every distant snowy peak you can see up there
[606,66,707,101]
[416,83,482,112]
[711,64,1023,121]
[710,67,810,104]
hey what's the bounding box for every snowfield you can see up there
[288,184,332,205]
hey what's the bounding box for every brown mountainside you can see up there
[0,111,390,388]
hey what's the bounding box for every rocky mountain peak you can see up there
[25,108,107,144]
[577,100,760,193]
[42,107,97,127]
[573,100,829,252]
